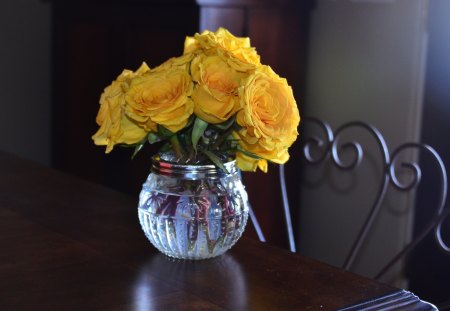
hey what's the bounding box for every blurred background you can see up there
[1,0,449,306]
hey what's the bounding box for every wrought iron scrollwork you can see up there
[302,117,334,164]
[299,118,449,280]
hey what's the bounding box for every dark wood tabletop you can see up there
[0,151,436,310]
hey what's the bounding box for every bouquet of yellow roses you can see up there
[92,28,300,172]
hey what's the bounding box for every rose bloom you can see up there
[92,62,153,153]
[191,54,244,124]
[125,62,194,133]
[184,28,260,72]
[151,53,193,73]
[236,152,268,173]
[236,66,300,167]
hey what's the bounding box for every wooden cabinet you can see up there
[51,1,199,194]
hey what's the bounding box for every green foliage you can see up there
[191,118,208,152]
[130,118,244,172]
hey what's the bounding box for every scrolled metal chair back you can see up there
[279,117,449,280]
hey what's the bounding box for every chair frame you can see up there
[249,117,450,281]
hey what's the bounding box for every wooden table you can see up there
[0,151,436,310]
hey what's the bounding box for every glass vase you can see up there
[138,156,249,260]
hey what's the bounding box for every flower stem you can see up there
[212,127,235,150]
[170,135,183,160]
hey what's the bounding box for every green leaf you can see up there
[147,132,162,144]
[131,142,145,159]
[201,149,229,174]
[213,116,235,130]
[191,118,209,152]
[226,134,240,142]
[236,146,263,160]
[159,142,172,153]
[158,125,174,138]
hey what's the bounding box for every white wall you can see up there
[299,0,428,284]
[0,0,51,165]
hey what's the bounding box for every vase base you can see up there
[139,208,248,260]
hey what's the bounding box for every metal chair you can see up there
[248,117,450,307]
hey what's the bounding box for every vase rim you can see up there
[151,155,238,180]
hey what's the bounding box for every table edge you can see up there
[338,289,438,311]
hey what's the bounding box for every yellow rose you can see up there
[184,28,260,72]
[125,64,194,133]
[191,54,243,124]
[92,62,153,153]
[236,66,300,165]
[152,53,193,73]
[184,35,200,54]
[236,152,268,173]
